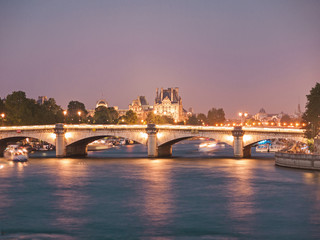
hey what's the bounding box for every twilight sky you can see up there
[0,0,319,118]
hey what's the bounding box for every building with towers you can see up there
[153,87,184,122]
[129,96,150,120]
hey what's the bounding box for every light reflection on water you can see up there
[51,159,89,229]
[0,143,320,239]
[141,160,174,228]
[225,160,255,234]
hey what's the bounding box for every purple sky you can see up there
[0,0,319,118]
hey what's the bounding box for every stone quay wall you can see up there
[275,152,320,170]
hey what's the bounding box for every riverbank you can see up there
[275,152,320,170]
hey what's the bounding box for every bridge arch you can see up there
[241,133,307,158]
[66,134,145,157]
[63,130,147,157]
[157,130,234,147]
[0,134,56,157]
[156,132,234,157]
[243,132,306,149]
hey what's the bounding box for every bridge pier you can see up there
[66,144,88,157]
[146,124,158,157]
[54,123,66,157]
[158,145,172,157]
[232,126,244,158]
[0,141,6,157]
[243,146,252,158]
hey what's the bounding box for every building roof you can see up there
[96,99,108,108]
[155,88,181,104]
[259,108,266,113]
[139,96,148,106]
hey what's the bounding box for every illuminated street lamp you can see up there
[238,112,248,125]
[1,113,5,126]
[78,111,81,123]
[63,110,67,123]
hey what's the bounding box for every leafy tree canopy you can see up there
[146,112,175,124]
[187,115,199,125]
[125,110,138,124]
[197,113,207,125]
[66,100,88,123]
[3,91,63,125]
[280,114,292,123]
[93,106,119,124]
[0,98,4,113]
[207,108,226,125]
[303,82,320,138]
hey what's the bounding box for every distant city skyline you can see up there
[1,0,319,118]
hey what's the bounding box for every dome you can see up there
[259,108,266,113]
[96,99,108,108]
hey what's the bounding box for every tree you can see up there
[3,91,64,125]
[146,112,174,124]
[187,115,199,125]
[197,113,207,125]
[0,98,4,113]
[93,106,119,124]
[280,114,292,124]
[0,98,5,125]
[161,116,174,124]
[4,91,40,125]
[146,112,157,124]
[66,100,88,124]
[40,98,64,124]
[303,82,320,139]
[207,108,225,126]
[125,110,138,124]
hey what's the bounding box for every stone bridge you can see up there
[0,124,305,158]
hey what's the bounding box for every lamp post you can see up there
[78,111,81,124]
[63,110,67,123]
[238,112,248,126]
[1,113,5,126]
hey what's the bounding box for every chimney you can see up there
[156,88,159,100]
[171,88,173,101]
[160,88,163,100]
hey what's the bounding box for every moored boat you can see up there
[4,145,28,162]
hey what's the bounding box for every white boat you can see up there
[4,145,28,162]
[87,140,114,151]
[256,143,285,153]
[199,142,225,153]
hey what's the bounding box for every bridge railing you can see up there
[0,125,56,131]
[0,124,305,133]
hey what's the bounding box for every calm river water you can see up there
[1,141,320,239]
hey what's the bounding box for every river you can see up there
[1,140,320,239]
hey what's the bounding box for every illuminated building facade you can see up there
[254,108,282,123]
[153,87,184,122]
[129,96,150,120]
